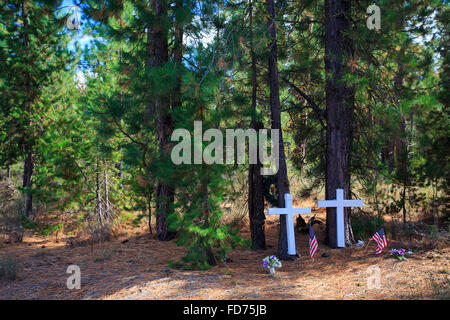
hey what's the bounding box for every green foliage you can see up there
[21,212,64,236]
[39,222,64,236]
[0,255,19,282]
[131,213,146,227]
[351,212,385,240]
[426,224,439,239]
[20,214,36,230]
[0,0,72,165]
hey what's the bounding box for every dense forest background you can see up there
[0,0,448,270]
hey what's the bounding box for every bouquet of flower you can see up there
[262,255,282,274]
[390,248,409,261]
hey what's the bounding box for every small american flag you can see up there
[372,227,388,254]
[309,225,318,259]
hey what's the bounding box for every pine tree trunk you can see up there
[324,0,355,248]
[174,0,184,110]
[265,0,296,260]
[248,0,266,250]
[248,162,266,249]
[394,50,409,224]
[21,2,33,218]
[381,132,395,172]
[103,162,110,220]
[148,193,153,234]
[115,161,123,179]
[96,155,103,226]
[149,0,176,241]
[22,147,33,217]
[202,183,217,266]
[397,106,409,225]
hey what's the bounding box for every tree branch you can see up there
[280,75,326,121]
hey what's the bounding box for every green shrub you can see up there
[20,213,37,230]
[426,224,439,239]
[131,213,146,227]
[351,212,385,240]
[0,255,19,281]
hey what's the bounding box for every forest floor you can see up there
[0,207,449,300]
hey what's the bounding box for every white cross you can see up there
[267,193,311,255]
[317,189,363,247]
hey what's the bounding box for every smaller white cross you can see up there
[267,193,311,255]
[318,189,363,247]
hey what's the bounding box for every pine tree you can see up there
[247,0,266,250]
[0,0,71,218]
[265,0,296,259]
[323,0,355,247]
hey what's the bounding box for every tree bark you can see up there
[96,155,103,225]
[202,183,217,266]
[22,146,33,217]
[248,0,266,250]
[324,0,355,248]
[103,161,110,220]
[173,0,184,110]
[394,56,408,224]
[392,3,408,224]
[149,0,176,241]
[148,192,153,234]
[265,0,296,260]
[21,1,33,218]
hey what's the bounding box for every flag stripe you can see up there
[309,225,318,259]
[372,227,388,255]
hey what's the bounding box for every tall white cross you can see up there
[318,189,363,247]
[267,193,311,255]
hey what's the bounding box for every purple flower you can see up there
[390,248,408,260]
[262,255,281,270]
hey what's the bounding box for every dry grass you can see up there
[0,208,448,300]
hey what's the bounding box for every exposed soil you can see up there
[0,210,449,300]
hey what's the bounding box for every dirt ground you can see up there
[0,211,449,300]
